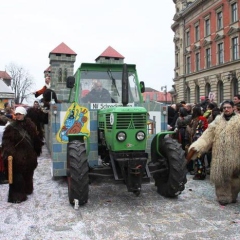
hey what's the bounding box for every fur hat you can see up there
[15,106,27,115]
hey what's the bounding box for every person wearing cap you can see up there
[1,106,43,203]
[186,100,240,206]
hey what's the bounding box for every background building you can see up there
[172,0,240,104]
[142,87,172,104]
[0,71,14,109]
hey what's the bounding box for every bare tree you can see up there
[6,63,34,104]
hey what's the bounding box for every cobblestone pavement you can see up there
[0,145,240,240]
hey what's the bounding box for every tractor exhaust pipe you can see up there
[122,64,129,106]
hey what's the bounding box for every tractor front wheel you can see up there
[67,140,89,205]
[152,137,187,197]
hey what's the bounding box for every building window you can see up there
[195,25,199,41]
[205,19,210,36]
[58,68,62,82]
[195,85,200,103]
[231,2,238,23]
[232,37,238,60]
[217,11,223,30]
[217,80,224,103]
[232,77,238,97]
[218,42,224,64]
[186,31,190,46]
[175,53,179,68]
[186,86,190,103]
[205,83,211,97]
[186,56,191,74]
[195,52,200,71]
[64,68,68,82]
[206,48,211,68]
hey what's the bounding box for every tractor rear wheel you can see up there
[153,137,187,197]
[67,140,89,205]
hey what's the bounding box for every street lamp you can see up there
[161,85,167,103]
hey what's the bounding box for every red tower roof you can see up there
[95,46,124,61]
[49,42,77,56]
[44,66,51,72]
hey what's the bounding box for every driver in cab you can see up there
[82,81,115,103]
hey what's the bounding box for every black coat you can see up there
[2,118,44,174]
[168,106,176,125]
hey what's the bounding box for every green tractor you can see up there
[45,62,187,207]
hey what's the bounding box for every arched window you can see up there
[195,85,200,103]
[205,83,211,97]
[58,68,62,82]
[186,86,190,103]
[64,68,68,82]
[217,80,224,103]
[231,77,238,97]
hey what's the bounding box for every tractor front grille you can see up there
[99,121,105,129]
[116,113,146,129]
[105,114,112,129]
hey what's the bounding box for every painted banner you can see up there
[56,103,90,143]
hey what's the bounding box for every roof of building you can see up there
[0,80,14,93]
[95,46,124,61]
[142,91,172,102]
[49,42,77,56]
[0,71,11,80]
[44,66,51,73]
[145,87,159,92]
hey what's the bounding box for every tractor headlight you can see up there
[117,131,126,142]
[136,131,145,141]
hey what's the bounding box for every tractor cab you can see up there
[68,63,145,107]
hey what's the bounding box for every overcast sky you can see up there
[0,0,176,102]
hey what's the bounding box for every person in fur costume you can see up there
[26,106,48,141]
[186,100,240,206]
[0,114,9,184]
[1,107,44,203]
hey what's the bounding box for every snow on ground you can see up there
[0,145,240,240]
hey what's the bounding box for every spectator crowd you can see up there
[167,94,240,182]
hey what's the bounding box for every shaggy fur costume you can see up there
[26,107,48,141]
[0,116,9,184]
[2,117,43,203]
[188,113,240,204]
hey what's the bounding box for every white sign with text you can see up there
[90,103,135,110]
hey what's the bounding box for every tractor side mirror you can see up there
[66,76,75,88]
[140,81,145,93]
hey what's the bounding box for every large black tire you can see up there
[152,137,187,197]
[67,140,89,205]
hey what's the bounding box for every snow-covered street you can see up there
[0,145,240,240]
